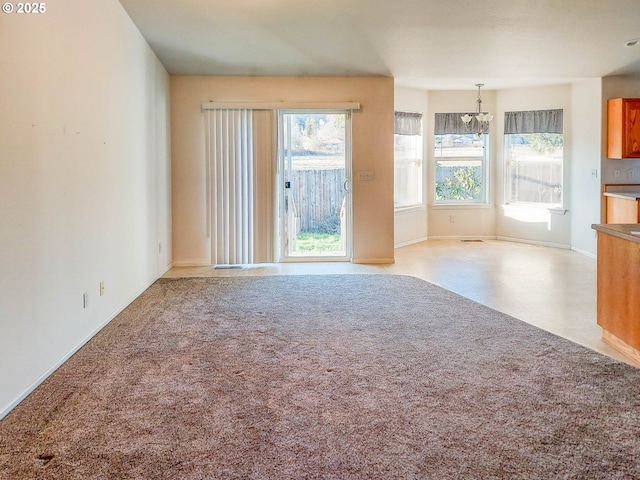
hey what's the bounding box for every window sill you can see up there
[432,203,492,209]
[501,204,568,215]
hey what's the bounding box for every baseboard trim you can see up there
[0,275,161,421]
[172,260,211,267]
[571,246,597,259]
[496,236,570,250]
[427,235,497,241]
[351,257,395,265]
[395,236,429,248]
[405,235,592,257]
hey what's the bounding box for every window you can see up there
[434,113,488,204]
[279,111,351,260]
[394,112,423,209]
[504,109,563,207]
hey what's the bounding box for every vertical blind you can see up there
[205,109,255,265]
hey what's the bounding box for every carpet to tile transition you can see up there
[1,274,639,479]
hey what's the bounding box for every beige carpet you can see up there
[1,275,639,479]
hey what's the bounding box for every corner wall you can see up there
[394,87,428,246]
[397,80,638,255]
[418,84,589,250]
[0,0,171,417]
[569,79,602,257]
[495,85,572,248]
[170,76,395,265]
[426,90,498,238]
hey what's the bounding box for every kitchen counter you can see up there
[592,223,640,365]
[603,191,640,200]
[592,223,640,244]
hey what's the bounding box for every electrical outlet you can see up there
[629,169,635,179]
[591,169,598,178]
[83,291,89,309]
[100,281,105,296]
[449,215,455,223]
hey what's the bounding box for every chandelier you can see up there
[461,83,493,136]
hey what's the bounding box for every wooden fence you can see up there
[289,168,346,233]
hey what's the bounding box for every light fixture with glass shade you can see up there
[461,84,493,136]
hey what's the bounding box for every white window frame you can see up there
[277,109,353,263]
[434,133,489,205]
[503,109,564,209]
[504,133,564,208]
[394,112,424,211]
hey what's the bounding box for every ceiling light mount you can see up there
[461,83,493,136]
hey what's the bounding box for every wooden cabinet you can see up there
[607,98,640,159]
[592,224,640,365]
[604,192,640,223]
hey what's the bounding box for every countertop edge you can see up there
[592,223,640,243]
[603,192,640,200]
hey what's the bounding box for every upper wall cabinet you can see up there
[607,98,640,159]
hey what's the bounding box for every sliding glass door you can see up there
[278,111,351,261]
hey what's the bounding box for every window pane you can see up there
[506,133,563,206]
[434,133,487,203]
[394,132,423,209]
[435,133,484,158]
[435,159,484,202]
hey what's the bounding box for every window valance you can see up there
[504,109,563,134]
[395,112,422,136]
[434,112,483,135]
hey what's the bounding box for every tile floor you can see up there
[164,239,637,367]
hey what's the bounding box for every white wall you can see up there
[495,85,572,248]
[426,90,498,238]
[406,83,608,253]
[569,79,602,257]
[394,87,428,246]
[0,0,171,418]
[171,76,395,265]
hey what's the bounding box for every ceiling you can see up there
[118,0,640,90]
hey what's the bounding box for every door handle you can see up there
[343,179,350,193]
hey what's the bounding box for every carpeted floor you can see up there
[1,274,639,479]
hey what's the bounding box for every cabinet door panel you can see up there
[624,99,640,157]
[606,196,640,223]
